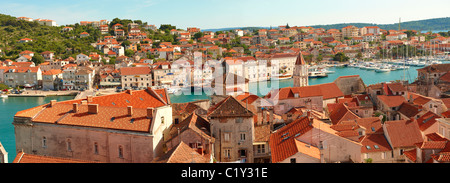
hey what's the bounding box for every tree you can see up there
[31,55,44,65]
[194,32,203,40]
[0,83,8,90]
[121,40,131,48]
[286,23,290,29]
[125,49,135,57]
[333,52,349,62]
[356,52,363,60]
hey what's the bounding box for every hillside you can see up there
[0,14,101,61]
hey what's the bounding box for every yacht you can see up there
[375,65,391,72]
[308,71,328,78]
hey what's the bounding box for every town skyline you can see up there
[1,0,449,29]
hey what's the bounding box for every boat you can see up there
[272,74,292,80]
[375,66,391,72]
[308,71,328,78]
[319,68,335,74]
[1,94,7,98]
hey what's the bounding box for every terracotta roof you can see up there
[119,66,152,75]
[377,95,406,107]
[42,69,62,75]
[266,83,343,101]
[386,83,406,93]
[430,152,450,162]
[360,134,392,153]
[33,103,152,132]
[207,96,255,118]
[269,117,314,163]
[416,111,440,132]
[329,103,360,125]
[152,142,209,163]
[16,88,170,132]
[398,102,421,118]
[13,151,98,163]
[426,132,447,141]
[384,120,423,148]
[168,113,211,142]
[236,92,260,104]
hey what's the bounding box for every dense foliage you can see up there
[0,13,100,60]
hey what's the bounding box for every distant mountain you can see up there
[203,17,450,32]
[310,17,450,31]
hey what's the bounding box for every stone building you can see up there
[208,96,256,163]
[13,88,172,163]
[333,75,366,95]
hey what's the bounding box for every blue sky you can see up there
[1,0,449,29]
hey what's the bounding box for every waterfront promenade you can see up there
[7,90,79,97]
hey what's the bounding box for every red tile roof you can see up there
[360,134,392,153]
[266,83,343,100]
[152,142,209,163]
[119,66,152,75]
[269,117,314,163]
[329,103,360,125]
[377,95,406,107]
[15,88,170,132]
[384,120,423,148]
[415,111,440,131]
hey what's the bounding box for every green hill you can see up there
[0,13,101,61]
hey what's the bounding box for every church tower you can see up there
[293,52,308,87]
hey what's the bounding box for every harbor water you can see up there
[169,64,426,103]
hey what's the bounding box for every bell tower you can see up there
[293,52,308,87]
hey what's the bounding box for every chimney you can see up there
[87,95,93,103]
[147,107,154,119]
[73,103,79,113]
[88,104,99,114]
[127,106,133,116]
[50,100,57,107]
[126,89,133,95]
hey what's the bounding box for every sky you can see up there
[0,0,449,29]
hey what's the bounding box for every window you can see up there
[224,133,231,142]
[239,149,247,157]
[381,152,386,159]
[224,149,231,158]
[235,118,243,123]
[240,133,246,141]
[161,116,165,124]
[257,144,265,154]
[118,145,124,158]
[400,149,404,155]
[42,137,47,148]
[290,158,296,163]
[66,139,72,151]
[94,142,99,155]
